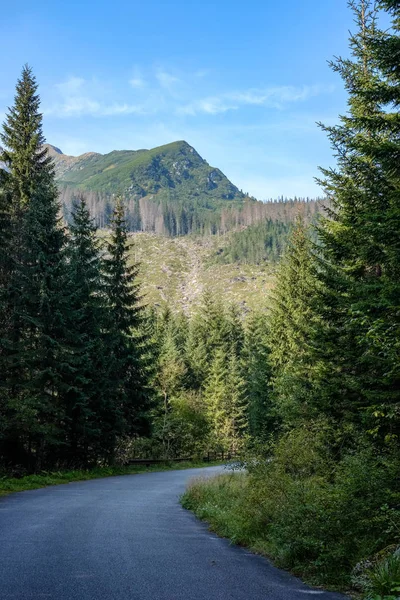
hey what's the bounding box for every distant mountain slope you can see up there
[46,142,326,237]
[108,231,276,314]
[46,141,245,203]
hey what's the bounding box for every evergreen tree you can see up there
[61,195,107,465]
[0,65,53,208]
[0,66,68,469]
[244,312,274,440]
[204,346,247,453]
[226,303,245,358]
[317,0,400,439]
[103,198,151,459]
[154,321,187,457]
[268,221,323,427]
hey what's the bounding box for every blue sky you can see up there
[1,0,355,198]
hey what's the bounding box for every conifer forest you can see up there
[0,0,399,595]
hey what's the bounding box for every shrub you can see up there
[183,424,400,588]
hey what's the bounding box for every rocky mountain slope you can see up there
[46,141,245,204]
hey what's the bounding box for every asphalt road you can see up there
[0,466,348,600]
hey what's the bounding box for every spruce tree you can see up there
[62,195,107,464]
[244,312,274,440]
[0,66,68,469]
[204,346,247,454]
[103,198,151,459]
[317,0,400,439]
[268,220,323,427]
[0,65,53,208]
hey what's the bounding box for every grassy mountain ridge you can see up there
[49,142,326,237]
[46,141,246,203]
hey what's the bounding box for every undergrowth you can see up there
[181,428,400,594]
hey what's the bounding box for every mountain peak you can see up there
[50,139,244,204]
[43,144,63,156]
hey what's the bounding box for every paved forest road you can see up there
[0,466,348,600]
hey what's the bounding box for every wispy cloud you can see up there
[129,67,146,89]
[155,69,180,91]
[43,71,334,121]
[45,76,147,118]
[55,76,86,95]
[178,97,237,116]
[178,84,334,116]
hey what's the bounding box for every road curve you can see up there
[0,466,348,600]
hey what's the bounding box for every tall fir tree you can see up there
[61,195,107,465]
[268,220,324,427]
[317,0,400,439]
[243,311,274,441]
[204,345,247,453]
[103,198,152,459]
[0,66,68,469]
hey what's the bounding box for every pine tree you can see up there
[244,312,274,440]
[0,66,68,469]
[103,198,151,459]
[61,195,107,465]
[268,220,323,427]
[204,345,247,454]
[186,291,231,387]
[0,65,53,209]
[317,0,400,439]
[225,349,248,453]
[226,303,245,358]
[154,322,187,457]
[203,346,229,452]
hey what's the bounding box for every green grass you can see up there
[181,472,348,593]
[0,460,222,498]
[58,139,244,201]
[181,472,262,548]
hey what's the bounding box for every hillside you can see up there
[47,141,245,203]
[48,142,326,236]
[114,232,276,314]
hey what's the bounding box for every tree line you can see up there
[0,66,257,473]
[60,184,326,237]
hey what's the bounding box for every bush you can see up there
[182,424,400,589]
[360,552,400,599]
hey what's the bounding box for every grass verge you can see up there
[181,472,348,593]
[181,472,261,548]
[0,461,222,497]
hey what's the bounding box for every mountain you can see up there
[46,141,245,204]
[46,141,325,236]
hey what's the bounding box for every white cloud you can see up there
[45,100,147,118]
[155,69,180,91]
[178,84,334,116]
[194,68,211,78]
[232,84,333,107]
[178,97,237,116]
[44,72,334,124]
[129,67,146,89]
[130,77,146,88]
[45,76,148,118]
[55,76,85,95]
